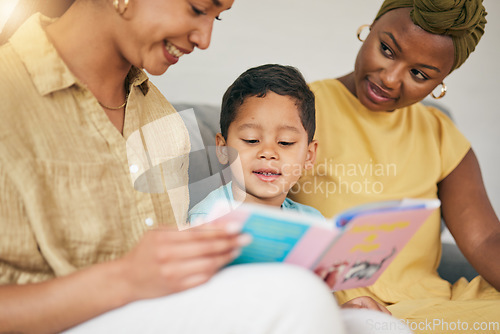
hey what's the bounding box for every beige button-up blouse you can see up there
[0,14,190,284]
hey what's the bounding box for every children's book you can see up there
[204,198,440,291]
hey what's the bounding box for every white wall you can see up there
[150,0,500,216]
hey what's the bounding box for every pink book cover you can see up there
[313,208,436,291]
[284,226,340,268]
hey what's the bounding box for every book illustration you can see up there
[341,247,396,283]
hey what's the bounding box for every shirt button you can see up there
[145,217,154,226]
[129,165,139,173]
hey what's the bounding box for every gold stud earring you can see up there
[431,82,447,99]
[357,24,371,42]
[113,0,129,16]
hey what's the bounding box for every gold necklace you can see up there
[98,95,128,110]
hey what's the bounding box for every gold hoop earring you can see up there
[357,24,371,42]
[113,0,129,16]
[431,82,447,99]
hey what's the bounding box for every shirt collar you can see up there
[126,66,150,95]
[9,14,76,96]
[9,13,149,96]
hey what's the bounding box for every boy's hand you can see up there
[313,262,348,289]
[340,296,391,314]
[314,266,338,289]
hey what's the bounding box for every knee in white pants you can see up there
[210,263,345,334]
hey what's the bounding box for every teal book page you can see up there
[230,212,310,265]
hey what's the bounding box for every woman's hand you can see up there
[340,296,391,314]
[119,221,251,303]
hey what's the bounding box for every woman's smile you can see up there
[162,40,192,65]
[364,79,397,105]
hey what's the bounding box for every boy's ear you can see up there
[304,140,318,170]
[215,133,229,165]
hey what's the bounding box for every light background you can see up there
[0,0,18,31]
[150,0,500,217]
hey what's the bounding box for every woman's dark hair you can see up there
[220,64,316,143]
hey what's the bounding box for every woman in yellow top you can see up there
[291,0,500,332]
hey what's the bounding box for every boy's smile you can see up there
[216,92,317,207]
[253,168,281,182]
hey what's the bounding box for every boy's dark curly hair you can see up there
[220,64,316,143]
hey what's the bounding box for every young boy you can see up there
[188,64,322,223]
[187,64,395,315]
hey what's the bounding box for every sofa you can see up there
[173,102,479,284]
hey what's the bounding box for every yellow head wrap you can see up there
[375,0,487,72]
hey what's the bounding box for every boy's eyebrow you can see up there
[237,123,262,131]
[278,125,301,134]
[237,123,302,134]
[212,0,223,7]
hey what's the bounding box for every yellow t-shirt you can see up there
[0,14,189,284]
[290,79,500,332]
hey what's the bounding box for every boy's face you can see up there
[216,92,317,206]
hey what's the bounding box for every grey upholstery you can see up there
[173,104,226,210]
[439,243,478,283]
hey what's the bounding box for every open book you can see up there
[205,199,440,291]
